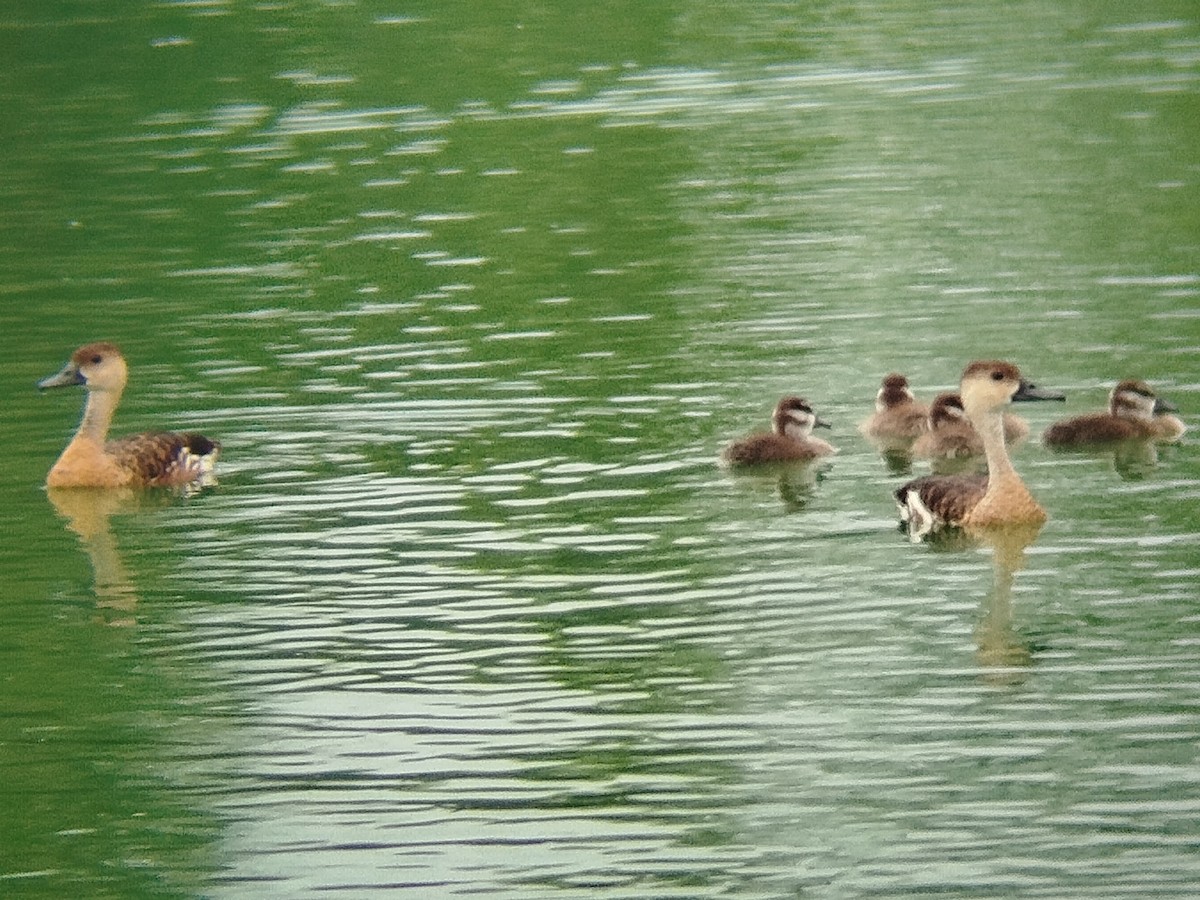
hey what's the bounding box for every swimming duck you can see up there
[859,373,928,444]
[911,392,1030,461]
[39,342,220,489]
[1043,380,1185,446]
[894,361,1064,539]
[722,395,836,465]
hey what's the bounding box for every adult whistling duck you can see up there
[895,361,1064,540]
[39,342,220,489]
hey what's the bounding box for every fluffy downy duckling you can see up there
[910,392,982,461]
[1043,379,1186,446]
[911,392,1031,461]
[895,361,1064,539]
[39,342,220,489]
[722,396,836,465]
[859,373,928,444]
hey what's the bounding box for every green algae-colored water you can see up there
[2,2,1198,897]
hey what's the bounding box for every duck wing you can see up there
[107,431,221,487]
[894,473,987,539]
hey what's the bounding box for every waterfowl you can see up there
[859,373,928,443]
[911,392,1030,461]
[1043,380,1185,446]
[722,395,836,465]
[895,361,1064,539]
[39,342,220,489]
[910,392,983,461]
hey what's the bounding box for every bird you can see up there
[38,342,220,489]
[894,361,1064,540]
[910,392,983,462]
[1043,380,1185,446]
[911,392,1031,462]
[722,395,836,465]
[859,373,928,445]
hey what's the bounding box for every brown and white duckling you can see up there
[859,373,928,444]
[39,342,220,489]
[895,361,1064,540]
[911,392,1030,461]
[722,395,836,465]
[1043,380,1185,446]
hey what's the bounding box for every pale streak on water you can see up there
[20,11,1200,900]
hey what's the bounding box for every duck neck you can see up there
[782,422,810,442]
[977,407,1020,488]
[77,388,120,445]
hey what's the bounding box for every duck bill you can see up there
[1013,379,1065,402]
[1153,397,1178,414]
[814,416,832,430]
[38,363,84,390]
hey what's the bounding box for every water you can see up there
[2,1,1199,897]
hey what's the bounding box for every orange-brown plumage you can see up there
[895,361,1064,540]
[39,342,220,489]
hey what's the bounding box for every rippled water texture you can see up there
[2,2,1199,897]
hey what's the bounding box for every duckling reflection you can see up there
[46,488,147,614]
[725,461,828,512]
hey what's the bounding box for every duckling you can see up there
[722,395,836,465]
[910,392,982,461]
[38,342,220,489]
[1043,379,1185,446]
[859,373,928,444]
[911,392,1031,461]
[895,361,1064,539]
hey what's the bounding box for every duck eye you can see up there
[91,354,103,364]
[991,370,1005,381]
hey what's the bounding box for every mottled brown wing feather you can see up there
[106,431,219,487]
[897,473,988,525]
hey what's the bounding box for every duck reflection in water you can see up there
[973,523,1043,681]
[46,488,147,616]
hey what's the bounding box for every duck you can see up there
[911,392,1031,462]
[38,342,220,489]
[859,373,928,444]
[1043,379,1185,446]
[722,395,836,465]
[894,361,1064,540]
